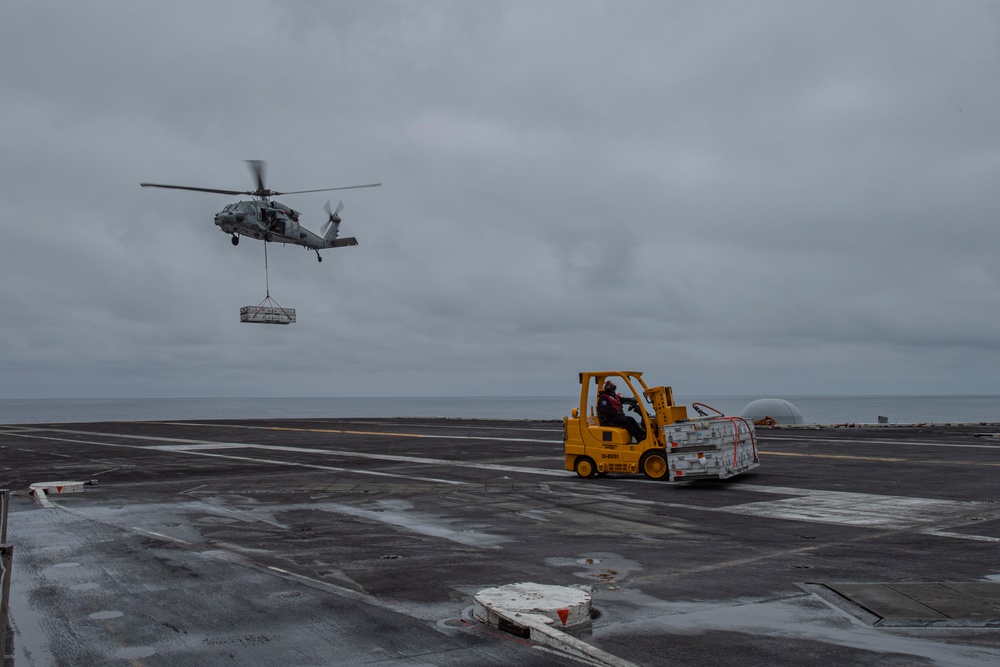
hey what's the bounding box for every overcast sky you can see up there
[2,1,999,399]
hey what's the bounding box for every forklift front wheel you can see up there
[641,451,669,480]
[574,456,597,479]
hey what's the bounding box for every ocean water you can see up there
[1,395,999,425]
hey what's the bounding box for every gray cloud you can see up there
[3,1,999,399]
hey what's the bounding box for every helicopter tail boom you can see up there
[323,218,341,242]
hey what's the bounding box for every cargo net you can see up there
[240,243,295,324]
[240,296,296,324]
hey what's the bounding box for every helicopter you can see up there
[140,160,380,262]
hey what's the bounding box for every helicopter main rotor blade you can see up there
[139,182,247,196]
[275,182,382,196]
[246,160,267,194]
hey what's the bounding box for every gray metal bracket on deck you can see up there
[1,542,11,662]
[1,488,7,543]
[1,489,10,662]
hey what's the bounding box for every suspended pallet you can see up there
[240,240,295,324]
[240,295,295,325]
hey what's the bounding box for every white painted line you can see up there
[130,527,197,546]
[736,484,814,496]
[319,501,508,548]
[162,421,563,444]
[761,434,1000,450]
[720,489,976,530]
[8,432,471,485]
[173,419,564,435]
[152,442,569,477]
[0,426,44,433]
[142,448,476,485]
[152,443,251,451]
[12,426,233,446]
[920,530,1000,543]
[575,486,1000,542]
[10,428,569,479]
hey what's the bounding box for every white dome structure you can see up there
[741,398,805,425]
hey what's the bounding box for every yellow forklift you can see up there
[564,371,760,481]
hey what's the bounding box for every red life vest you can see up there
[597,392,623,418]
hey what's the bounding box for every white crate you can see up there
[665,418,751,446]
[664,417,760,480]
[240,305,296,324]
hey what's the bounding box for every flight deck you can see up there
[2,418,1000,666]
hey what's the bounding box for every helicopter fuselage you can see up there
[213,200,354,251]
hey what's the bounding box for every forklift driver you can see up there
[596,380,646,443]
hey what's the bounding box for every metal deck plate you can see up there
[807,582,1000,627]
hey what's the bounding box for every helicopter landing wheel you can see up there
[231,235,240,246]
[316,251,323,263]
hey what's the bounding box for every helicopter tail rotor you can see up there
[322,200,344,241]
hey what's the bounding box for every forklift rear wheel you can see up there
[574,456,597,479]
[641,451,668,480]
